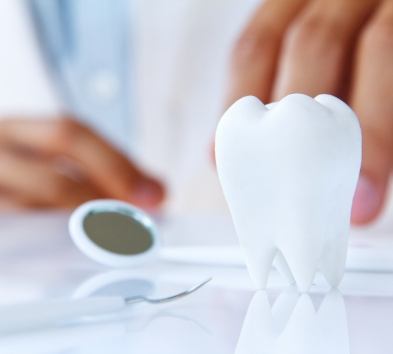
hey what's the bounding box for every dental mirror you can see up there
[69,200,160,267]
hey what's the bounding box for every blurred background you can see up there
[0,0,261,214]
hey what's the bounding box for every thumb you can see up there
[128,173,165,210]
[349,10,393,226]
[351,128,392,225]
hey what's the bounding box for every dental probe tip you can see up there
[125,277,212,305]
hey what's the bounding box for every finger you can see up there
[0,149,102,208]
[0,197,26,211]
[226,0,307,106]
[0,118,165,208]
[349,0,393,225]
[272,0,379,100]
[0,191,38,211]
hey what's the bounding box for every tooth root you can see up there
[320,235,348,288]
[243,246,276,289]
[279,239,323,292]
[273,251,295,285]
[319,199,351,288]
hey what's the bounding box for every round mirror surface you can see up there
[83,211,153,255]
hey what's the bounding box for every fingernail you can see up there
[351,176,382,224]
[131,180,164,207]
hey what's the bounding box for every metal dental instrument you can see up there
[125,277,212,304]
[0,278,212,334]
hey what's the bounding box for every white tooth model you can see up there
[215,94,361,292]
[235,290,349,354]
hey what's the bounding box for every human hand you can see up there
[0,118,165,210]
[227,0,393,225]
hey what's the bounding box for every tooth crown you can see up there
[215,94,362,292]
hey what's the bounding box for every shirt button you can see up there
[86,70,120,103]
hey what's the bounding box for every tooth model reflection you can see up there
[235,290,349,354]
[215,94,362,291]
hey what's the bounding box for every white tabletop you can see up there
[0,212,392,354]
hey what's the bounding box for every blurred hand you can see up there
[0,118,165,210]
[227,0,393,225]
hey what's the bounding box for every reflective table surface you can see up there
[0,212,392,354]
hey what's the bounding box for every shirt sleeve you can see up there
[28,0,135,155]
